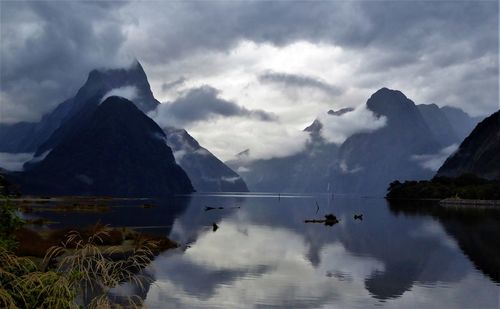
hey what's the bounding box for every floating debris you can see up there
[212,223,219,232]
[205,206,224,211]
[305,213,339,226]
[353,214,363,220]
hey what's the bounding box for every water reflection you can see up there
[27,194,499,307]
[140,195,499,308]
[26,197,191,235]
[388,200,500,285]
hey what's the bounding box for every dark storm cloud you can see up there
[0,0,498,122]
[131,1,497,65]
[0,1,129,123]
[161,77,187,92]
[151,86,276,127]
[259,71,343,97]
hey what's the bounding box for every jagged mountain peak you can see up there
[366,87,416,117]
[304,119,322,133]
[78,60,158,114]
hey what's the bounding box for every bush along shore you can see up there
[386,173,500,205]
[0,195,177,308]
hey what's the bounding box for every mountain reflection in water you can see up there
[33,194,500,308]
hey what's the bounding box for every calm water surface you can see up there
[30,193,500,308]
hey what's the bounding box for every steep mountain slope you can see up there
[230,90,447,196]
[417,104,459,147]
[0,61,159,153]
[331,88,441,195]
[437,110,500,180]
[14,97,193,197]
[163,127,248,192]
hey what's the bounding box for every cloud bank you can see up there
[317,105,387,144]
[149,86,276,128]
[1,1,497,124]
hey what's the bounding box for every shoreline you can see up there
[439,198,500,209]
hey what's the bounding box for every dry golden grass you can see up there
[1,224,161,308]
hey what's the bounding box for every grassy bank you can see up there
[0,196,177,308]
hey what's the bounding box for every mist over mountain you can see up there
[226,109,344,193]
[13,97,193,196]
[164,127,248,192]
[0,62,488,197]
[437,110,500,180]
[331,88,441,195]
[230,88,483,196]
[0,61,159,153]
[1,62,248,194]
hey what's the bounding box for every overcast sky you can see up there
[1,0,498,160]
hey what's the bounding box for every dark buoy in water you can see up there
[354,214,363,220]
[212,223,219,232]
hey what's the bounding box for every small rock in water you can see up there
[205,206,224,211]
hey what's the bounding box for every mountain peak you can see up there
[99,95,139,111]
[79,60,158,114]
[18,94,193,197]
[366,87,417,120]
[370,87,408,101]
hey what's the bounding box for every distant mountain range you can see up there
[0,61,489,197]
[228,88,484,196]
[1,61,247,195]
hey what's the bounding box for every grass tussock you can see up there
[1,225,162,308]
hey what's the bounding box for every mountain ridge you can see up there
[14,96,193,197]
[437,110,500,180]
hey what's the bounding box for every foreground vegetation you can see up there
[0,196,175,308]
[387,173,500,200]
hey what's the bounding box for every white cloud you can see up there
[186,116,311,162]
[411,143,459,171]
[318,104,387,144]
[100,85,138,104]
[173,150,187,162]
[339,160,364,174]
[0,152,33,171]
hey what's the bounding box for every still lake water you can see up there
[30,193,500,308]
